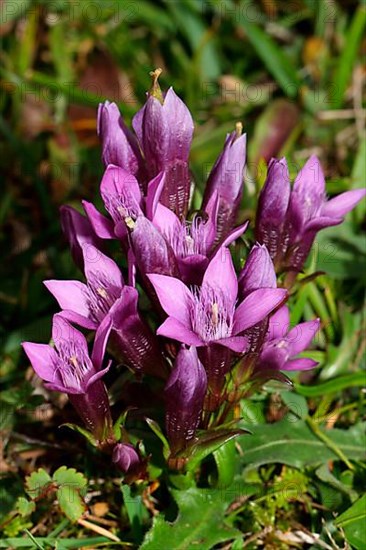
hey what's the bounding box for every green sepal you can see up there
[61,423,98,447]
[145,417,170,458]
[181,425,250,472]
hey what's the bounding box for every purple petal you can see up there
[268,306,290,340]
[22,342,58,382]
[86,360,112,388]
[100,164,141,205]
[321,188,366,219]
[178,255,208,285]
[145,171,166,219]
[54,310,97,331]
[202,247,238,307]
[163,87,194,163]
[97,101,143,178]
[130,216,179,277]
[82,244,124,291]
[282,357,319,371]
[221,221,249,248]
[44,279,91,319]
[293,155,325,198]
[109,286,139,328]
[52,315,88,356]
[91,315,113,371]
[287,319,320,356]
[60,205,103,270]
[112,443,141,473]
[165,346,207,404]
[82,200,115,239]
[255,158,291,250]
[305,216,342,232]
[233,288,287,334]
[259,342,289,370]
[147,274,192,325]
[152,202,180,236]
[239,243,277,298]
[203,129,246,209]
[157,318,203,347]
[216,336,248,353]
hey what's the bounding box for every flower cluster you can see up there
[23,71,365,476]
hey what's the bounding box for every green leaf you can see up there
[239,418,366,470]
[15,497,35,517]
[280,391,308,420]
[213,438,236,488]
[52,466,87,491]
[56,486,86,523]
[25,469,52,499]
[141,487,241,550]
[53,467,87,523]
[121,484,149,543]
[294,371,366,397]
[334,495,366,550]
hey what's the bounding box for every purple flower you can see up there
[255,156,366,272]
[112,443,141,473]
[238,243,277,300]
[97,101,146,188]
[83,165,143,241]
[132,76,194,217]
[44,244,124,331]
[22,315,113,441]
[165,346,207,454]
[153,187,248,284]
[60,205,104,271]
[148,247,287,397]
[44,245,166,377]
[202,125,246,243]
[238,243,278,354]
[255,157,290,262]
[258,306,320,372]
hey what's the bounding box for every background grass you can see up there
[0,0,365,548]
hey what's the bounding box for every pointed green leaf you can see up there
[239,418,365,470]
[334,495,366,550]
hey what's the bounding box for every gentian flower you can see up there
[98,101,146,188]
[132,69,194,217]
[238,243,278,354]
[238,243,277,300]
[98,70,194,217]
[258,306,320,372]
[44,244,166,377]
[202,124,246,243]
[82,165,143,241]
[22,315,113,442]
[148,247,287,400]
[112,443,141,473]
[165,346,207,454]
[153,186,248,284]
[60,205,104,271]
[255,156,366,272]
